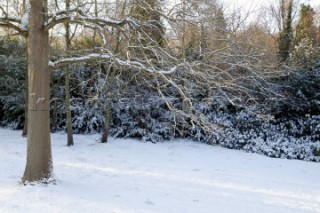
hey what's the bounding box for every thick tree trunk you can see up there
[22,0,53,183]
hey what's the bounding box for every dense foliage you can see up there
[0,38,26,129]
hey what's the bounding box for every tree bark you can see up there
[22,0,53,183]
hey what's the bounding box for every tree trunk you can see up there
[101,64,115,143]
[93,0,98,47]
[52,99,57,133]
[22,45,29,137]
[101,93,112,143]
[22,0,53,183]
[65,0,74,146]
[65,65,74,146]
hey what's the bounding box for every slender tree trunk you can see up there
[22,0,53,183]
[65,0,74,146]
[101,75,114,143]
[52,99,57,133]
[22,52,28,137]
[93,0,98,47]
[101,91,112,143]
[101,0,127,142]
[65,65,73,146]
[22,2,28,137]
[22,0,26,15]
[181,0,186,58]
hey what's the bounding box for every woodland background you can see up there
[0,0,320,161]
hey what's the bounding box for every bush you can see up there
[0,38,27,128]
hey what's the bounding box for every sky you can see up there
[223,0,320,10]
[222,0,320,18]
[221,0,320,28]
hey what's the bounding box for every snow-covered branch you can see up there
[49,53,113,70]
[115,58,179,74]
[0,16,27,35]
[49,52,180,75]
[45,13,135,31]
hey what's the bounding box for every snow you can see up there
[0,128,320,213]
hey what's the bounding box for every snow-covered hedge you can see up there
[217,112,320,162]
[0,39,26,129]
[49,92,320,162]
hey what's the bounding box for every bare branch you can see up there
[49,6,86,18]
[45,13,134,31]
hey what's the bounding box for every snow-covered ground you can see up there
[0,128,319,213]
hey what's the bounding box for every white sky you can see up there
[222,0,320,19]
[223,0,319,10]
[221,0,320,28]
